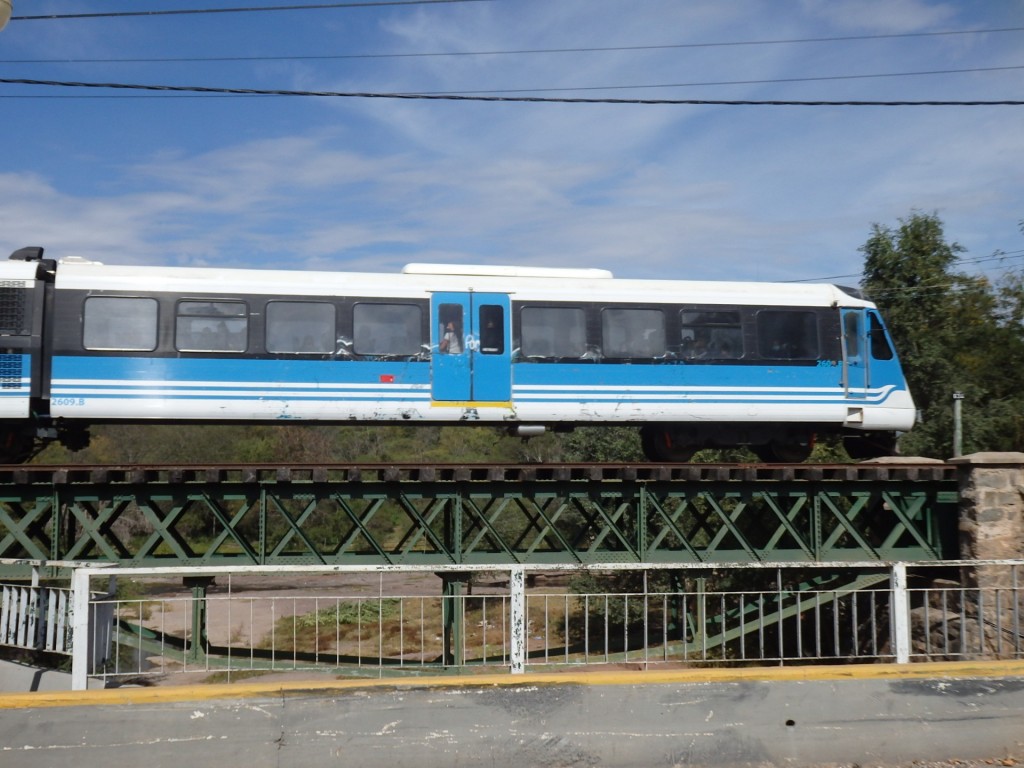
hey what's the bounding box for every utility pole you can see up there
[952,391,964,457]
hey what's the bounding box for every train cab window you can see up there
[757,310,819,360]
[266,301,335,354]
[353,303,422,356]
[83,297,158,351]
[843,312,862,358]
[479,305,505,355]
[521,306,586,358]
[175,301,248,352]
[869,312,894,360]
[601,308,665,358]
[680,310,742,360]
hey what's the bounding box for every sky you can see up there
[0,0,1022,285]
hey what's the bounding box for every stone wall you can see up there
[949,452,1024,657]
[952,452,1024,567]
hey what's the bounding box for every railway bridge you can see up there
[2,454,1022,686]
[0,459,962,569]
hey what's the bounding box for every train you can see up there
[0,246,915,463]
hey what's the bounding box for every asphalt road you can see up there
[1,664,1022,768]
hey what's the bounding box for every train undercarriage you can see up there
[638,423,897,463]
[1,415,897,465]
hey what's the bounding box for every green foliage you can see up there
[293,598,402,630]
[860,211,1024,457]
[562,426,644,462]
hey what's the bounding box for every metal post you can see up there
[509,567,525,674]
[953,392,964,458]
[696,574,707,658]
[890,562,910,664]
[70,567,91,691]
[183,576,215,662]
[439,571,469,667]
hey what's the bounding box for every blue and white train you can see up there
[0,247,915,463]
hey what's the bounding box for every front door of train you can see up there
[431,293,512,403]
[841,308,868,398]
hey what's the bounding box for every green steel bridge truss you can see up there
[0,463,960,570]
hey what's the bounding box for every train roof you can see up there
[35,258,873,308]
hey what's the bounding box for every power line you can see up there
[791,250,1024,284]
[4,39,1021,98]
[3,63,1019,94]
[11,0,490,21]
[2,77,1023,105]
[405,65,1024,95]
[4,25,1022,62]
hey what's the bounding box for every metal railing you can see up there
[0,559,115,668]
[62,560,1023,689]
[1,582,72,654]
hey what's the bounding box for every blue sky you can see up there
[0,0,1022,284]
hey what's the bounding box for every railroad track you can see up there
[0,461,956,485]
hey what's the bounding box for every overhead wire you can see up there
[387,65,1024,95]
[11,0,491,21]
[3,8,1019,291]
[2,56,1020,95]
[2,17,1019,103]
[1,77,1022,105]
[3,25,1023,63]
[791,250,1024,287]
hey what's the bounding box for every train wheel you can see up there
[640,426,695,462]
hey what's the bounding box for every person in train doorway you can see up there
[439,321,462,354]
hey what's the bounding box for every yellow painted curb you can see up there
[2,660,1023,710]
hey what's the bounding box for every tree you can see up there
[860,211,1024,457]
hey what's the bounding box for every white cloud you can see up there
[798,0,958,33]
[1,0,1020,283]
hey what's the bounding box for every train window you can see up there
[601,308,666,358]
[266,301,335,354]
[437,304,464,354]
[680,310,742,360]
[479,305,504,355]
[521,307,586,358]
[175,301,248,353]
[83,297,158,351]
[869,313,894,360]
[757,310,819,360]
[843,312,861,358]
[353,303,422,356]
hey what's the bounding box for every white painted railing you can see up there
[64,560,1024,691]
[1,560,115,679]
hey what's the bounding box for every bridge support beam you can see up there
[183,576,215,662]
[438,571,471,667]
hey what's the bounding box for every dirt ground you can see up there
[115,570,561,685]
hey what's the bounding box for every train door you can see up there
[431,293,511,403]
[841,309,868,398]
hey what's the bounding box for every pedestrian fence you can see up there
[3,561,1022,690]
[0,560,116,673]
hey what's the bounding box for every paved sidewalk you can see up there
[0,662,1022,768]
[0,659,103,692]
